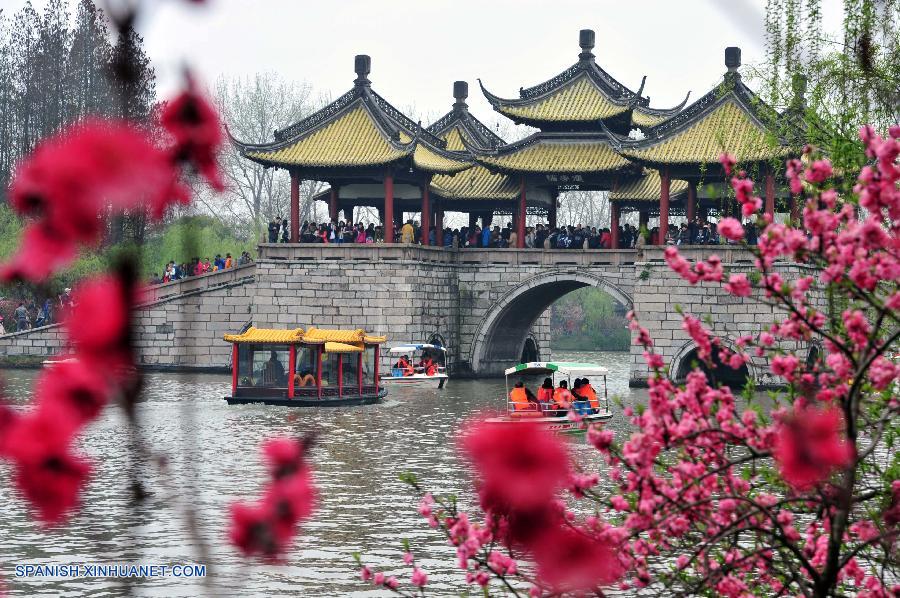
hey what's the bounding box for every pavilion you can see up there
[234,31,802,247]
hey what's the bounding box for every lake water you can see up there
[0,351,645,597]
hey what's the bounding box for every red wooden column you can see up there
[420,183,431,246]
[231,344,238,396]
[316,346,323,399]
[374,345,381,393]
[516,177,526,248]
[435,205,444,246]
[548,195,558,229]
[329,188,339,223]
[357,352,363,395]
[610,202,620,249]
[384,170,395,243]
[338,355,343,397]
[764,168,776,218]
[790,194,800,225]
[288,345,296,399]
[290,172,300,243]
[659,168,671,245]
[686,182,697,222]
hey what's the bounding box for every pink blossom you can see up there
[411,567,428,587]
[773,406,854,490]
[717,217,745,241]
[724,273,752,297]
[771,354,800,382]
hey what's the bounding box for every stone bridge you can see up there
[0,245,820,386]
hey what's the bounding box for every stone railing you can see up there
[641,245,756,264]
[257,244,639,266]
[143,263,256,303]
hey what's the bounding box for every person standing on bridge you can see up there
[400,220,415,244]
[14,302,29,332]
[267,218,279,243]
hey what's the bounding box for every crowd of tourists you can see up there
[150,251,253,285]
[1,289,75,334]
[508,377,602,415]
[281,217,757,248]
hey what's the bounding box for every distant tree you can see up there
[211,73,325,239]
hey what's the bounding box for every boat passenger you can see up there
[419,354,436,376]
[551,380,573,414]
[581,377,600,411]
[395,355,414,376]
[262,351,285,386]
[571,378,592,415]
[294,370,316,387]
[537,378,554,407]
[509,381,536,411]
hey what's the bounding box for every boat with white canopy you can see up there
[487,361,612,433]
[380,343,448,388]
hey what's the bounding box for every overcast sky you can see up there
[11,0,844,129]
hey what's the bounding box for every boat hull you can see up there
[485,410,612,434]
[224,388,387,407]
[379,374,448,388]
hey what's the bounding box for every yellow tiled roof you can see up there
[396,130,471,174]
[246,105,409,167]
[431,165,519,200]
[324,342,364,353]
[610,169,689,202]
[631,109,669,128]
[498,75,629,123]
[442,127,467,151]
[622,99,783,165]
[413,143,471,174]
[304,328,367,343]
[478,139,629,174]
[224,327,305,344]
[364,335,387,343]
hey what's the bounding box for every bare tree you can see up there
[210,73,325,240]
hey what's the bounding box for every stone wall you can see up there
[0,245,819,382]
[629,247,825,387]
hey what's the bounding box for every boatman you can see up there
[509,380,539,411]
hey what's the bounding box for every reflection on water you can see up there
[0,351,644,597]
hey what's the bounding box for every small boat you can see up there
[222,327,388,406]
[380,343,449,389]
[487,361,613,434]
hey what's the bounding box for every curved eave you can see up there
[236,100,417,170]
[617,86,789,168]
[430,165,519,201]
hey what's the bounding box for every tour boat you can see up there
[487,362,613,434]
[223,327,388,406]
[380,343,449,388]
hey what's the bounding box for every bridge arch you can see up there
[670,340,754,387]
[469,270,633,376]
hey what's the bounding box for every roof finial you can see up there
[453,81,469,111]
[579,29,595,63]
[725,47,741,73]
[354,55,371,87]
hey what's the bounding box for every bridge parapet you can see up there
[258,243,639,267]
[144,263,256,303]
[641,246,757,264]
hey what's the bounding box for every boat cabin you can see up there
[223,327,387,406]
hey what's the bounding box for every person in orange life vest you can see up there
[571,378,592,415]
[396,355,414,376]
[509,380,538,411]
[581,377,600,410]
[419,354,436,376]
[552,379,573,414]
[537,377,554,410]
